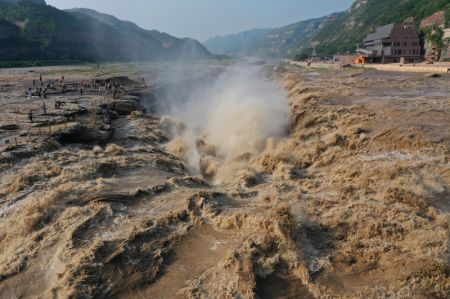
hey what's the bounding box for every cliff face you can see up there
[439,28,450,61]
[420,11,446,29]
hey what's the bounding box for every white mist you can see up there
[162,65,290,178]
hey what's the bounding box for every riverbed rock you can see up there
[0,138,61,164]
[0,124,20,131]
[109,100,145,115]
[56,124,113,145]
[120,95,141,102]
[426,73,442,78]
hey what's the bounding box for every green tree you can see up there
[293,50,309,61]
[429,24,444,44]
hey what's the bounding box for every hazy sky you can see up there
[46,0,354,41]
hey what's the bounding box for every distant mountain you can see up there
[0,0,45,4]
[0,2,211,63]
[68,8,211,59]
[205,14,343,58]
[204,28,271,55]
[205,0,450,57]
[253,13,344,57]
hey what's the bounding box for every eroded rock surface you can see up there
[0,64,449,298]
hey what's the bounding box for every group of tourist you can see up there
[137,76,147,88]
[27,87,48,99]
[24,74,146,123]
[26,74,58,122]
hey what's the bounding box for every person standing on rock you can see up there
[28,110,33,122]
[42,103,47,115]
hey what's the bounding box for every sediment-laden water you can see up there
[0,62,449,298]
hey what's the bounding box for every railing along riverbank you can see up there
[287,60,450,74]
